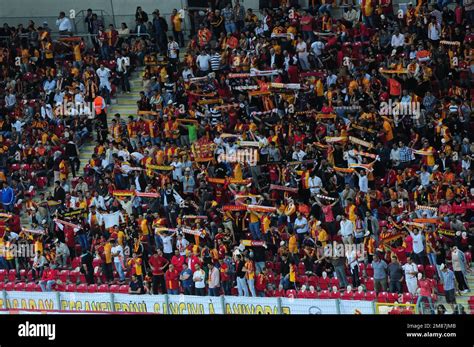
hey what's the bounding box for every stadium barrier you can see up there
[0,290,377,314]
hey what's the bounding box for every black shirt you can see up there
[129,280,145,294]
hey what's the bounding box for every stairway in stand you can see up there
[78,67,144,174]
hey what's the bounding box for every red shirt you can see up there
[165,269,180,290]
[219,263,229,282]
[255,273,267,291]
[187,255,201,272]
[404,235,413,253]
[452,201,467,215]
[418,279,432,297]
[171,255,185,273]
[149,255,168,276]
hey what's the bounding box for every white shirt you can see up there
[193,269,206,288]
[160,235,173,254]
[358,174,369,193]
[96,67,112,91]
[340,219,354,237]
[294,217,309,234]
[311,41,325,56]
[411,232,424,254]
[292,149,306,161]
[391,33,405,47]
[111,245,124,263]
[402,263,418,280]
[428,23,440,40]
[171,161,183,181]
[176,238,189,256]
[309,176,322,194]
[196,54,211,71]
[168,41,179,59]
[56,17,72,32]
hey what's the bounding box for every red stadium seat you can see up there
[65,284,77,292]
[109,285,120,293]
[365,291,377,301]
[402,292,413,303]
[26,270,34,281]
[19,269,27,280]
[366,264,374,277]
[297,275,308,286]
[377,291,388,303]
[353,291,365,300]
[98,284,110,293]
[297,262,306,275]
[286,289,297,298]
[364,277,374,291]
[341,291,354,300]
[0,282,4,290]
[8,269,17,282]
[87,284,98,293]
[358,263,365,274]
[58,270,69,283]
[119,285,129,293]
[330,290,341,299]
[330,277,340,288]
[69,271,80,283]
[306,291,318,299]
[307,276,318,288]
[4,282,14,291]
[465,251,472,264]
[417,265,424,273]
[25,282,36,292]
[318,290,330,299]
[71,257,81,269]
[318,277,330,290]
[425,265,436,278]
[296,291,308,299]
[14,282,26,291]
[92,258,102,269]
[387,292,399,303]
[76,284,88,293]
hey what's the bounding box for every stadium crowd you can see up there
[0,0,473,314]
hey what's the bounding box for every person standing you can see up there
[372,253,388,293]
[387,255,404,294]
[193,263,206,296]
[450,246,470,294]
[180,263,194,295]
[208,262,221,296]
[111,239,125,283]
[80,249,95,285]
[235,254,249,296]
[116,51,131,94]
[440,264,457,312]
[1,181,15,212]
[149,249,169,294]
[402,256,419,295]
[416,273,435,314]
[165,264,180,295]
[170,9,184,47]
[56,11,72,36]
[243,255,256,297]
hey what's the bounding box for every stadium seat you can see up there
[109,285,120,293]
[402,292,413,303]
[465,251,472,264]
[87,284,98,293]
[76,284,88,293]
[425,265,436,278]
[358,263,365,274]
[71,257,81,270]
[0,282,4,290]
[417,265,424,273]
[286,289,297,298]
[307,276,318,288]
[14,282,26,291]
[318,277,330,290]
[387,292,399,303]
[25,282,36,292]
[8,269,17,282]
[365,291,377,301]
[377,291,388,303]
[69,271,80,283]
[330,277,340,288]
[98,284,110,293]
[26,270,34,282]
[341,291,354,300]
[19,269,27,280]
[364,277,374,291]
[297,262,306,275]
[296,291,308,299]
[58,270,69,283]
[65,284,77,292]
[366,264,374,277]
[297,275,308,286]
[4,282,14,291]
[306,291,318,299]
[0,269,6,281]
[92,258,102,269]
[330,290,341,299]
[119,285,129,293]
[318,290,330,299]
[353,291,365,300]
